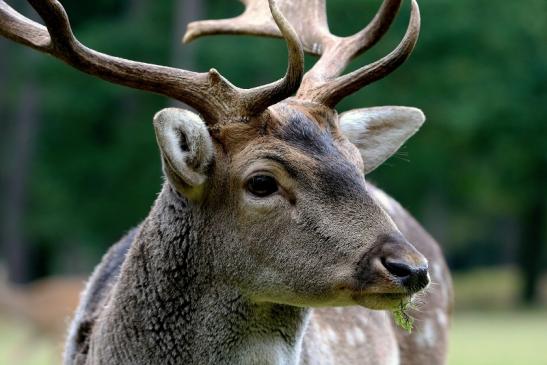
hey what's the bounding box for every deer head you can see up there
[0,0,429,310]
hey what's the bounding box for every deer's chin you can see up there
[352,293,412,310]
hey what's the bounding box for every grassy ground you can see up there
[2,310,546,365]
[448,267,547,365]
[449,310,547,365]
[0,316,60,365]
[0,267,546,364]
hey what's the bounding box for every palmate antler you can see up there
[0,0,304,123]
[185,0,420,108]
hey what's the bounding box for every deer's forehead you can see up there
[270,109,364,173]
[215,104,365,189]
[227,112,367,199]
[269,104,362,164]
[274,112,337,156]
[227,110,344,163]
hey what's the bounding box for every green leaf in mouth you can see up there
[392,299,414,333]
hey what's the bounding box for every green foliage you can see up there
[392,299,415,333]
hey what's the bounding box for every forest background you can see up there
[0,1,546,364]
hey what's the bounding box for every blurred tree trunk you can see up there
[1,56,40,284]
[519,167,547,304]
[0,40,7,111]
[0,39,10,274]
[0,40,9,193]
[118,0,146,126]
[0,0,42,284]
[169,0,203,108]
[128,0,146,18]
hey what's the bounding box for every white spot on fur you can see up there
[312,42,321,54]
[416,319,436,347]
[432,263,442,281]
[345,329,356,347]
[353,326,366,344]
[436,309,448,326]
[387,354,400,365]
[384,335,401,365]
[324,325,339,344]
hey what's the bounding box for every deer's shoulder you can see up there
[64,227,138,364]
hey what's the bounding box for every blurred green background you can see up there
[0,0,546,364]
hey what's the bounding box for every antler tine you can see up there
[183,0,416,108]
[304,0,420,107]
[183,0,280,44]
[0,0,303,123]
[350,0,403,55]
[303,0,403,84]
[184,0,332,57]
[240,0,304,115]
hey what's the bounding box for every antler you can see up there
[184,0,420,108]
[0,0,304,123]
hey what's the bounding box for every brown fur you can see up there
[63,101,452,365]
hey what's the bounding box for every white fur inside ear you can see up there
[339,106,425,174]
[153,108,213,189]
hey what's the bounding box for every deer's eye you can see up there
[246,175,278,197]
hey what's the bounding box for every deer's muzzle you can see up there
[355,233,430,295]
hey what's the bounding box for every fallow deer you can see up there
[0,0,453,364]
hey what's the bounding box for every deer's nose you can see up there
[381,257,429,292]
[373,233,430,292]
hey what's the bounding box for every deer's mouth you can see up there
[351,292,412,310]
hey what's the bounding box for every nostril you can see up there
[381,258,430,291]
[412,268,430,291]
[381,258,413,278]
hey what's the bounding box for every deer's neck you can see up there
[91,185,309,365]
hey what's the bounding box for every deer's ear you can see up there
[339,106,425,174]
[153,108,213,201]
